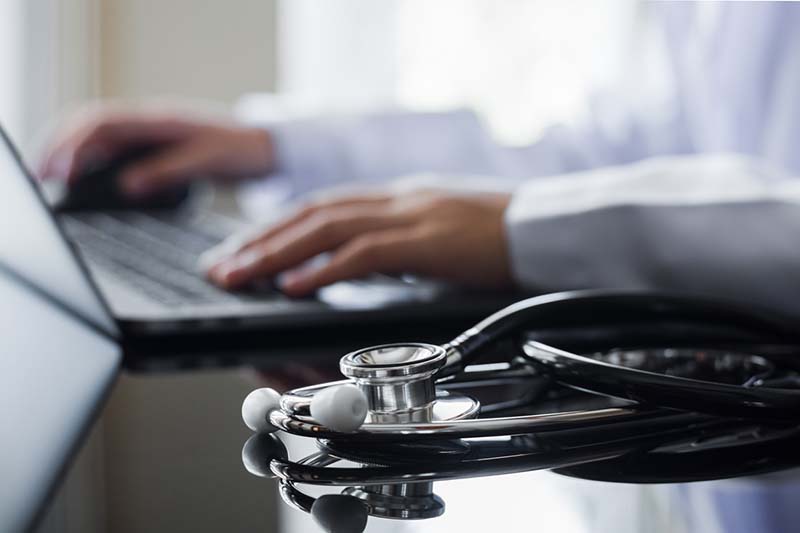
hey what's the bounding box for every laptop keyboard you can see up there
[60,211,280,307]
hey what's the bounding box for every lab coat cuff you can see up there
[503,185,634,292]
[505,195,583,291]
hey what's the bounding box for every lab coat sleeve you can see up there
[504,153,800,315]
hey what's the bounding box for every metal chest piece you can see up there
[340,343,478,424]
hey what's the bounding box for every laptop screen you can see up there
[0,272,120,532]
[0,126,118,337]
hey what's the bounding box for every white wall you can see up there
[7,0,276,158]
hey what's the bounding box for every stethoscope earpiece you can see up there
[241,387,281,433]
[309,384,368,433]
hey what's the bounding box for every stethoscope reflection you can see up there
[242,420,800,533]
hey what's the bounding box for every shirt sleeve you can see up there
[504,153,800,315]
[266,109,500,197]
[258,92,694,199]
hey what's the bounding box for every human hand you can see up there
[39,105,274,197]
[202,189,514,297]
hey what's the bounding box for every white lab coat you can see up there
[245,2,800,317]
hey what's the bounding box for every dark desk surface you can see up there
[44,351,800,533]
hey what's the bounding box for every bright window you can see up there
[277,0,642,145]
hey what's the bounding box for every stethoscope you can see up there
[242,290,800,446]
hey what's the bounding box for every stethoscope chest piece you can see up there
[341,484,445,520]
[243,342,481,438]
[340,343,477,424]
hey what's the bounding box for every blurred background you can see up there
[1,0,662,159]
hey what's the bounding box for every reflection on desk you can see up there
[242,415,800,533]
[43,345,800,533]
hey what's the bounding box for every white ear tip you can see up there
[242,387,281,433]
[310,384,368,433]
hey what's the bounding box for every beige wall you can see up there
[34,4,280,531]
[18,0,276,158]
[98,0,276,102]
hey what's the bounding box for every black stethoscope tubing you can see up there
[445,291,800,370]
[242,290,800,448]
[523,339,800,420]
[453,291,800,421]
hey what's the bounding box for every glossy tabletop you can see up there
[40,339,800,533]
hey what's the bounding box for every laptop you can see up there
[0,125,515,341]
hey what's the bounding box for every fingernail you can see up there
[205,264,223,284]
[198,235,250,270]
[215,263,238,287]
[197,248,233,273]
[231,249,262,271]
[209,250,260,282]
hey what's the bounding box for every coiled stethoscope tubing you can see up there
[243,290,800,443]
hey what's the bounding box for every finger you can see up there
[280,229,421,296]
[117,139,213,197]
[208,209,409,289]
[196,225,271,273]
[199,194,395,277]
[200,193,394,266]
[234,193,393,252]
[208,210,406,288]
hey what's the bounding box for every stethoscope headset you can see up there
[240,290,800,531]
